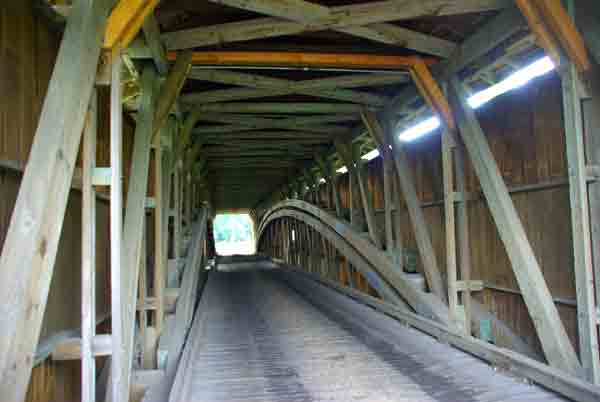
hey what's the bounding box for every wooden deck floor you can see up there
[170,267,568,402]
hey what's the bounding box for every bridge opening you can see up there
[213,213,255,256]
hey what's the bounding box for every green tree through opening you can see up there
[213,213,255,255]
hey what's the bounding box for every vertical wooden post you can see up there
[138,221,152,369]
[82,90,98,402]
[173,168,182,261]
[355,161,383,249]
[154,145,164,336]
[455,145,472,335]
[383,156,394,251]
[442,126,459,330]
[391,141,445,300]
[583,70,600,347]
[331,174,342,218]
[185,174,192,231]
[561,59,600,383]
[109,46,125,402]
[392,169,404,258]
[448,77,583,378]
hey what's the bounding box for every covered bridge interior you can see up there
[2,1,600,402]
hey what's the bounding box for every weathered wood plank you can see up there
[0,1,113,400]
[454,144,472,335]
[109,45,125,402]
[448,77,582,377]
[52,335,112,361]
[442,126,458,329]
[154,145,165,336]
[82,89,98,402]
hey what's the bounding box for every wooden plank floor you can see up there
[170,266,568,402]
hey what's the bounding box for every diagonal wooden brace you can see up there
[410,59,455,129]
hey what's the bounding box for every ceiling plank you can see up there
[163,0,508,51]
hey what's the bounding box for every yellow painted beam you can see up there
[410,59,455,129]
[166,51,435,69]
[533,0,591,73]
[515,0,562,66]
[516,0,590,73]
[104,0,160,49]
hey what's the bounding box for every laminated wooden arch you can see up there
[257,199,451,325]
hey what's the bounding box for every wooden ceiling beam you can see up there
[193,102,363,114]
[336,23,457,58]
[200,129,331,138]
[163,0,508,52]
[197,113,358,126]
[193,122,349,135]
[206,0,457,57]
[183,69,402,106]
[189,69,408,89]
[169,51,434,70]
[208,0,329,21]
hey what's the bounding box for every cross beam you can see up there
[168,51,435,70]
[162,0,507,54]
[184,69,401,106]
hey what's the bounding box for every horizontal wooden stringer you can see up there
[167,51,437,70]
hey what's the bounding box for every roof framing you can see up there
[162,0,508,55]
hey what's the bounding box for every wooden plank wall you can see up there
[330,74,576,358]
[0,2,138,401]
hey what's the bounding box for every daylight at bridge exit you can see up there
[2,1,600,402]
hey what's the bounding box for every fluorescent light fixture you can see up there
[336,166,348,174]
[397,56,555,143]
[361,149,380,161]
[319,177,326,184]
[468,56,554,109]
[399,116,441,142]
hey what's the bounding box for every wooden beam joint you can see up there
[515,0,591,72]
[104,0,160,49]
